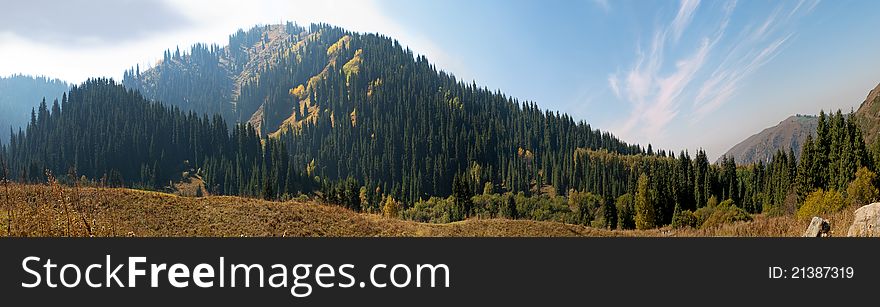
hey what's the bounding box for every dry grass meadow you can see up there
[0,183,855,237]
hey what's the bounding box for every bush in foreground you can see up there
[796,189,845,220]
[671,204,698,229]
[695,199,752,229]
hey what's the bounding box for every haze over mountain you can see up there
[723,82,880,165]
[124,23,338,132]
[0,75,69,142]
[719,115,817,165]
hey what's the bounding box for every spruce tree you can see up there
[635,173,656,230]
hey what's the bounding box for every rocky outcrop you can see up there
[846,203,880,237]
[803,217,830,237]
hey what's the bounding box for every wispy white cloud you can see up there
[608,73,621,99]
[609,0,818,143]
[789,0,821,19]
[671,0,701,43]
[693,34,790,119]
[691,0,818,119]
[610,0,715,141]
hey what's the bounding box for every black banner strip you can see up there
[0,238,875,306]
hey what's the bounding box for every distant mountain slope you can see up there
[724,82,880,165]
[122,23,645,204]
[0,75,69,142]
[719,115,817,164]
[854,82,880,146]
[123,23,357,133]
[3,79,266,187]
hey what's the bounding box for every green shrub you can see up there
[499,194,518,219]
[701,200,752,229]
[693,206,714,226]
[515,193,572,223]
[671,204,698,228]
[569,190,603,225]
[796,189,845,220]
[402,196,457,223]
[472,193,502,219]
[763,191,798,217]
[846,167,878,207]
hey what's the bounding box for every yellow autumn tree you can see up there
[382,196,401,218]
[359,186,369,212]
[846,167,878,207]
[796,189,845,220]
[634,173,656,230]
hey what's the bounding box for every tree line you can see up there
[1,79,316,199]
[3,23,878,230]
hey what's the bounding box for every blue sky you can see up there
[2,0,880,160]
[376,0,880,159]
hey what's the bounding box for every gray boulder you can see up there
[803,217,830,237]
[847,203,880,237]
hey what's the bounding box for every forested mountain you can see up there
[2,23,877,230]
[854,82,880,146]
[123,23,645,202]
[719,115,817,165]
[0,75,69,143]
[123,23,373,131]
[2,79,315,197]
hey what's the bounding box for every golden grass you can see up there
[0,183,858,237]
[662,210,854,237]
[172,175,208,197]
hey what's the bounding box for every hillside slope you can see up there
[123,23,361,133]
[725,82,880,165]
[1,184,620,237]
[854,82,880,146]
[0,184,841,237]
[122,23,644,205]
[719,115,817,164]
